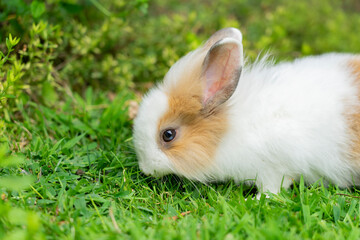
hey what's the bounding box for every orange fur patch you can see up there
[157,57,229,179]
[347,57,360,161]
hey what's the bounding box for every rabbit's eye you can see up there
[162,129,176,142]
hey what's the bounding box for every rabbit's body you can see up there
[133,28,360,194]
[212,53,360,192]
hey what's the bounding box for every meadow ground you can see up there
[1,0,360,239]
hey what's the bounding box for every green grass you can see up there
[2,0,360,239]
[2,79,360,240]
[3,99,360,240]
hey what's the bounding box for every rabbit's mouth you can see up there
[140,167,171,178]
[138,157,173,177]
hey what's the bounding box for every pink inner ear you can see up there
[203,46,238,103]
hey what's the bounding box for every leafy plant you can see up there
[0,34,23,121]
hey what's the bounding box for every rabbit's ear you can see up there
[201,38,243,111]
[203,28,243,50]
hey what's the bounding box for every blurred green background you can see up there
[1,0,360,239]
[1,0,360,107]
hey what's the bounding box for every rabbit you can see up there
[133,27,360,195]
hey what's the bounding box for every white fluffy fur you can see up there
[133,88,176,176]
[133,28,360,194]
[210,53,360,193]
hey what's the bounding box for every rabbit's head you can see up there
[133,28,243,181]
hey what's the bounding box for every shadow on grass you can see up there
[138,172,259,199]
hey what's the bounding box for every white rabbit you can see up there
[133,27,360,194]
